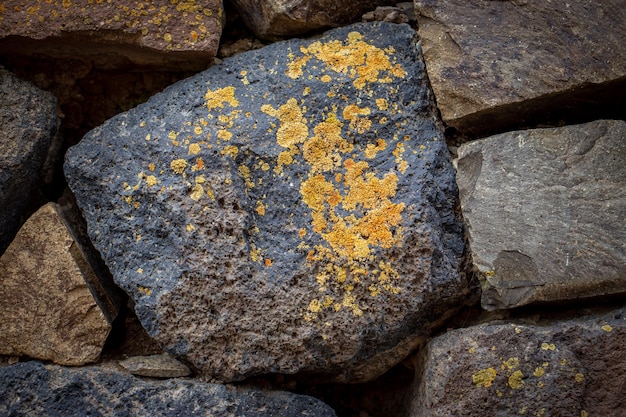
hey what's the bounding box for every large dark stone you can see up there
[0,361,337,417]
[65,22,471,383]
[413,0,626,136]
[0,68,57,256]
[456,120,626,310]
[408,306,626,417]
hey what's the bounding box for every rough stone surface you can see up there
[230,0,396,40]
[119,354,191,378]
[0,67,57,256]
[408,306,626,417]
[0,361,337,417]
[0,0,223,70]
[65,23,471,382]
[457,120,626,310]
[413,0,626,136]
[0,203,113,365]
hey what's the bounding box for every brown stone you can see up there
[0,0,223,70]
[119,354,191,378]
[229,0,396,40]
[456,120,626,310]
[408,306,626,416]
[413,0,626,136]
[0,203,114,365]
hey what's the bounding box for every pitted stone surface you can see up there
[456,120,626,310]
[230,0,395,40]
[0,203,112,365]
[0,361,337,417]
[0,67,57,255]
[65,23,470,382]
[409,307,626,417]
[413,0,626,136]
[0,0,222,70]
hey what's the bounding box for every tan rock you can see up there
[0,203,112,365]
[0,0,223,70]
[119,354,191,378]
[414,0,626,136]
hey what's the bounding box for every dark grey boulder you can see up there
[65,22,471,383]
[409,306,626,417]
[0,67,57,255]
[0,361,337,417]
[457,120,626,310]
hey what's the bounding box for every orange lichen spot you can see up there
[299,228,306,239]
[320,74,332,83]
[192,157,205,171]
[365,139,386,159]
[220,145,239,158]
[375,98,389,111]
[286,55,311,79]
[170,159,187,174]
[138,286,152,297]
[472,368,497,387]
[303,113,352,172]
[343,104,372,133]
[188,143,201,155]
[264,258,273,267]
[255,201,266,216]
[205,86,239,111]
[508,370,524,389]
[148,163,155,172]
[146,175,158,187]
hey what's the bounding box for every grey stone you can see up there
[65,22,471,383]
[413,0,626,136]
[0,68,57,256]
[456,120,626,310]
[408,306,626,417]
[0,361,337,417]
[119,354,191,378]
[0,203,114,365]
[0,0,223,71]
[230,0,396,40]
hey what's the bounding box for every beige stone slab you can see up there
[0,203,111,365]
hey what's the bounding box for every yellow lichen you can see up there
[533,367,545,377]
[365,139,386,159]
[188,143,201,155]
[541,342,556,351]
[146,175,158,187]
[575,373,585,383]
[170,159,187,174]
[220,145,239,158]
[472,368,497,387]
[255,201,266,216]
[205,86,239,111]
[189,183,203,201]
[601,324,613,332]
[508,370,525,389]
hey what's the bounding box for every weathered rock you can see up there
[456,120,626,310]
[408,306,626,417]
[0,68,57,255]
[413,0,626,136]
[120,354,191,378]
[65,22,471,382]
[0,203,115,365]
[230,0,396,40]
[0,361,337,417]
[362,3,415,24]
[0,0,223,70]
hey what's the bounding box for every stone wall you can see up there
[1,1,624,416]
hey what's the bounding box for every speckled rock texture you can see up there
[0,361,337,417]
[0,0,223,70]
[230,0,396,40]
[408,307,626,417]
[0,203,113,365]
[413,0,626,136]
[65,22,471,383]
[0,68,57,256]
[456,120,626,310]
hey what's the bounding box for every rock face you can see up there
[0,68,57,256]
[230,0,396,40]
[0,361,337,417]
[119,354,191,378]
[408,307,626,417]
[65,22,471,382]
[0,0,223,70]
[413,0,626,136]
[0,203,114,365]
[456,120,626,310]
